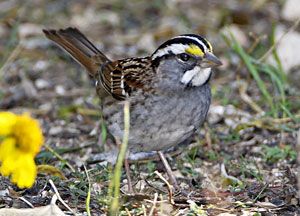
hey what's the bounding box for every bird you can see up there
[43,27,222,190]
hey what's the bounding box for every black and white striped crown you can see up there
[151,34,212,61]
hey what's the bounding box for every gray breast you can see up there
[103,83,211,153]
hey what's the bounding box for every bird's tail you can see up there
[43,27,110,76]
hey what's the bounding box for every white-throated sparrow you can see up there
[43,27,221,188]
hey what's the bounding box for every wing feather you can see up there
[99,57,152,100]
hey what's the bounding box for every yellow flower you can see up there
[0,112,17,136]
[0,112,43,188]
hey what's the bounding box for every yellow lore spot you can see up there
[185,44,204,57]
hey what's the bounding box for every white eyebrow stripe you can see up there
[174,35,208,52]
[152,44,190,60]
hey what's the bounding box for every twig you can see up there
[258,17,300,62]
[84,165,91,216]
[0,44,22,78]
[271,114,300,123]
[253,182,269,202]
[125,208,132,216]
[49,179,75,215]
[238,81,264,114]
[124,158,134,193]
[19,197,34,208]
[235,115,300,132]
[248,33,266,54]
[159,194,164,212]
[145,199,168,204]
[206,206,232,212]
[157,151,178,190]
[44,143,75,172]
[51,194,58,205]
[144,178,167,194]
[142,204,147,216]
[154,171,175,205]
[148,193,158,216]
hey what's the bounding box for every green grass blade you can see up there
[109,101,130,216]
[229,33,275,114]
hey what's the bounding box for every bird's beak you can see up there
[200,52,222,68]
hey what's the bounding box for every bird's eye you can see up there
[178,53,190,62]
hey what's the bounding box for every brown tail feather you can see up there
[43,27,110,76]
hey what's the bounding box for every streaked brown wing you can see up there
[99,57,152,100]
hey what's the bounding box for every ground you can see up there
[0,0,299,215]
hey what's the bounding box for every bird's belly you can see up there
[103,84,211,152]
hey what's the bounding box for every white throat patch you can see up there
[180,67,211,86]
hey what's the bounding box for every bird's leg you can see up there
[124,157,134,194]
[157,151,180,190]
